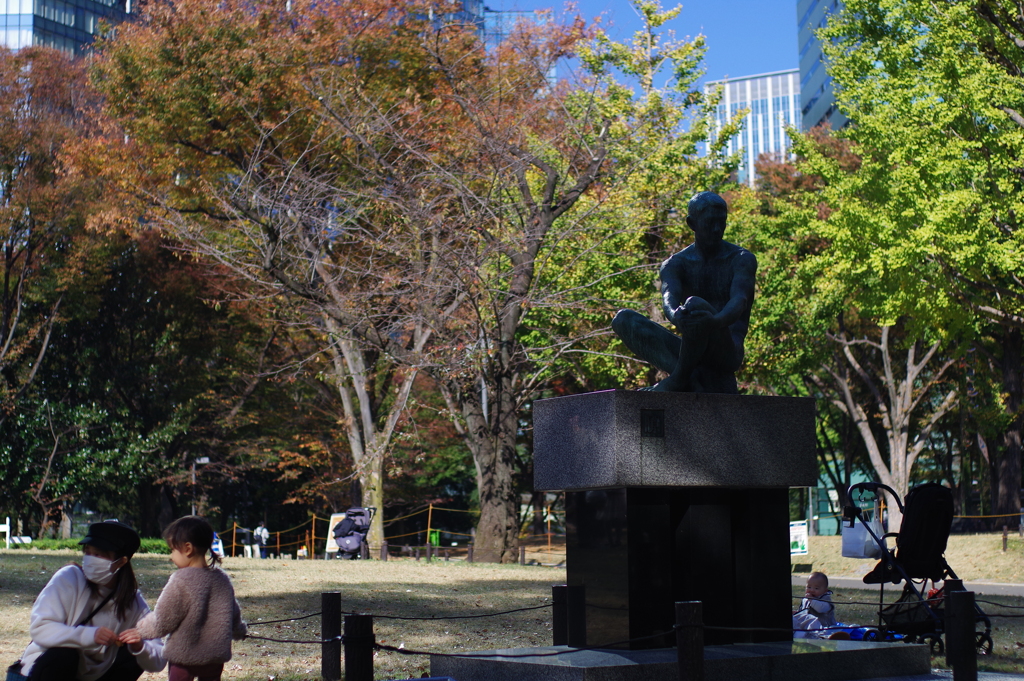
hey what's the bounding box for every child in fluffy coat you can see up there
[121,516,247,681]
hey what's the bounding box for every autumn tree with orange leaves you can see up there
[89,0,720,560]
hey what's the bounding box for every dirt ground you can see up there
[6,532,1024,679]
[0,549,565,681]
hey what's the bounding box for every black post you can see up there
[415,546,421,561]
[380,541,388,561]
[467,545,474,563]
[520,545,526,565]
[946,590,977,681]
[675,601,704,681]
[567,584,586,647]
[426,542,432,561]
[321,592,342,681]
[344,614,375,681]
[552,585,568,645]
[1003,525,1008,552]
[445,549,450,561]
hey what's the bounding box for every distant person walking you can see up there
[254,523,269,559]
[13,520,166,681]
[122,516,247,681]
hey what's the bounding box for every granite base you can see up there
[430,639,931,681]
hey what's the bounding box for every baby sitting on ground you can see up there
[793,572,848,639]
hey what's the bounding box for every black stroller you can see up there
[333,507,376,560]
[843,482,991,654]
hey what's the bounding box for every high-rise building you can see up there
[797,0,846,131]
[0,0,130,53]
[706,68,800,187]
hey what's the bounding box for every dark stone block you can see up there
[566,487,792,649]
[534,391,816,491]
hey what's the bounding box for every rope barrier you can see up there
[247,634,330,645]
[250,612,323,625]
[383,508,429,524]
[375,628,676,659]
[953,513,1024,519]
[370,603,552,621]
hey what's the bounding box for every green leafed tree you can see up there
[812,0,1024,523]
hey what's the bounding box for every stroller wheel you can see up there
[923,636,943,655]
[975,632,993,655]
[863,630,879,642]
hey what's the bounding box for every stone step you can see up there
[430,639,930,681]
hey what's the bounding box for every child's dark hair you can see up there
[163,515,221,567]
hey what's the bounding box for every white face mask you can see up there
[82,554,119,586]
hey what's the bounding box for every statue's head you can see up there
[687,191,728,227]
[686,192,727,248]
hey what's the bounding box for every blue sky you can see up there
[489,0,799,84]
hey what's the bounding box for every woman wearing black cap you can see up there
[13,520,166,681]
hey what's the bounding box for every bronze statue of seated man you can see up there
[612,191,756,394]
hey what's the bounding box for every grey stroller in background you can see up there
[333,507,376,559]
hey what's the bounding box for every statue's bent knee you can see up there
[612,309,641,335]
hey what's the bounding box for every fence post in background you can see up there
[445,549,450,561]
[415,546,421,561]
[946,589,977,681]
[1003,525,1008,552]
[567,584,586,647]
[552,584,568,645]
[380,541,388,561]
[312,517,317,559]
[675,601,704,681]
[1020,508,1023,538]
[520,545,526,565]
[321,592,342,681]
[343,614,375,681]
[276,532,281,558]
[232,523,237,558]
[426,542,432,562]
[467,545,474,563]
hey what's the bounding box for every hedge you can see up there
[6,538,171,554]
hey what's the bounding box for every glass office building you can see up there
[797,0,847,131]
[0,0,129,53]
[705,68,800,187]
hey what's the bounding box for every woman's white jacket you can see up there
[21,565,166,680]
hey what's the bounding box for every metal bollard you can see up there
[676,601,704,681]
[567,584,586,647]
[343,614,375,681]
[321,592,342,681]
[946,590,977,681]
[552,585,568,645]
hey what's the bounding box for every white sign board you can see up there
[325,513,347,553]
[790,520,809,556]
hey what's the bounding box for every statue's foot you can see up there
[639,377,689,392]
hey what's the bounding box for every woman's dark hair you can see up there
[163,515,220,567]
[112,561,139,620]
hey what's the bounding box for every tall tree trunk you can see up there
[459,387,520,563]
[997,327,1023,528]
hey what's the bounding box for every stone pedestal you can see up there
[430,639,932,681]
[534,390,816,649]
